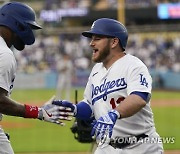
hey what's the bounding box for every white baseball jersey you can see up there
[0,37,16,95]
[83,54,155,137]
[0,36,16,146]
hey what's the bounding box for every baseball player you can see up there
[0,2,71,153]
[53,18,164,154]
[56,53,74,100]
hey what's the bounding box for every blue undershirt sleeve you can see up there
[130,91,151,103]
[76,101,92,120]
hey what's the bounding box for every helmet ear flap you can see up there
[16,21,26,32]
[9,16,35,45]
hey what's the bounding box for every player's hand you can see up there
[52,100,77,116]
[91,110,120,139]
[38,96,73,126]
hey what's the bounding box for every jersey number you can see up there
[110,97,125,109]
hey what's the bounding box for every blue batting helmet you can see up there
[82,18,128,51]
[0,2,42,45]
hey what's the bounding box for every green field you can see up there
[2,89,180,153]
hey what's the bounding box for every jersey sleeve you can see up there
[127,64,152,95]
[82,75,93,107]
[0,53,16,93]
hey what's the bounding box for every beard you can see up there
[92,41,110,63]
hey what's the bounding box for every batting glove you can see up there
[52,100,77,116]
[91,110,120,139]
[38,96,73,126]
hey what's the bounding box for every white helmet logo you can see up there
[91,22,95,29]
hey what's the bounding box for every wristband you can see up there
[24,104,39,118]
[110,109,121,119]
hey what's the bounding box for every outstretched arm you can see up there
[0,88,72,125]
[0,88,26,117]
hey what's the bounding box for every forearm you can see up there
[0,87,69,125]
[0,94,25,117]
[0,87,40,118]
[115,94,146,119]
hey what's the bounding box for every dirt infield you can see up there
[165,150,180,154]
[151,100,180,107]
[0,121,32,128]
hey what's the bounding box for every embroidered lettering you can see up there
[92,78,127,99]
[140,74,148,88]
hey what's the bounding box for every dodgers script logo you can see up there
[91,78,127,105]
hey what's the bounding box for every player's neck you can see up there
[0,27,13,48]
[103,52,125,69]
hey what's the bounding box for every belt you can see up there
[109,134,148,149]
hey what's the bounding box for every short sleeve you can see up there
[0,53,16,93]
[127,64,152,95]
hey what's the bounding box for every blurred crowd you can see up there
[14,32,180,74]
[127,33,180,72]
[43,0,178,10]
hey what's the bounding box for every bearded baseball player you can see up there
[54,18,164,154]
[0,2,71,153]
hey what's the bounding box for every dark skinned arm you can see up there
[0,87,25,117]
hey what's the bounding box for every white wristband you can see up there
[38,108,43,120]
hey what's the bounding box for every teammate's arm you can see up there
[0,87,72,125]
[0,88,25,117]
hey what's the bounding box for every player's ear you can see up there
[111,37,119,48]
